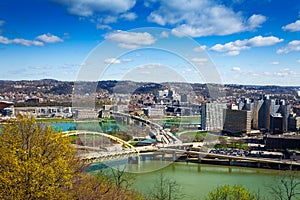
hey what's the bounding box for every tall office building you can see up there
[270,113,283,134]
[277,101,291,132]
[201,102,227,131]
[223,109,252,134]
[252,99,263,129]
[258,96,272,130]
[288,114,300,132]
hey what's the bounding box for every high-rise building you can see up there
[270,113,283,134]
[223,109,252,134]
[277,101,291,132]
[252,99,263,129]
[258,96,272,130]
[201,102,226,131]
[288,114,300,132]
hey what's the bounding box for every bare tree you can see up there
[267,171,300,200]
[147,173,184,200]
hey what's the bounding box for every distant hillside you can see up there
[0,79,298,100]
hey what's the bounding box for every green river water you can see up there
[89,159,299,200]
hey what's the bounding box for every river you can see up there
[88,159,296,200]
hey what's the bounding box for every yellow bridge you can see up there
[63,130,136,150]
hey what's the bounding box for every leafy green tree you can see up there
[206,184,257,200]
[0,115,81,199]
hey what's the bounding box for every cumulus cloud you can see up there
[51,0,137,29]
[232,67,241,71]
[282,20,300,32]
[225,51,240,56]
[246,14,267,30]
[193,45,207,52]
[160,31,169,38]
[104,58,121,64]
[277,40,300,54]
[0,36,44,46]
[0,32,64,47]
[191,57,208,65]
[120,12,137,21]
[52,0,136,17]
[36,33,63,43]
[96,24,112,30]
[104,30,156,49]
[210,35,283,55]
[147,0,266,37]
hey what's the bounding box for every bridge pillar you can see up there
[229,159,232,166]
[257,162,261,168]
[198,164,201,172]
[128,156,133,164]
[136,155,140,165]
[141,155,146,161]
[162,153,165,161]
[126,117,130,125]
[198,154,202,163]
[173,152,177,161]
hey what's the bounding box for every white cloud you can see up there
[277,40,300,54]
[32,40,44,46]
[36,33,63,43]
[232,67,241,71]
[247,35,283,46]
[210,35,283,55]
[0,36,11,44]
[271,61,279,65]
[282,20,300,32]
[225,51,240,56]
[0,35,44,46]
[0,20,5,26]
[246,14,267,30]
[191,57,208,64]
[120,12,137,21]
[160,31,169,38]
[96,24,112,30]
[104,58,121,64]
[104,30,156,49]
[102,16,118,24]
[298,59,300,63]
[193,45,207,52]
[52,0,136,17]
[147,0,266,37]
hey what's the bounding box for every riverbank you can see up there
[180,156,300,171]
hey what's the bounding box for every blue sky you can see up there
[0,0,300,85]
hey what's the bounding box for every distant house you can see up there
[98,109,111,118]
[74,109,98,120]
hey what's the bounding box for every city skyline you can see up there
[1,0,300,86]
